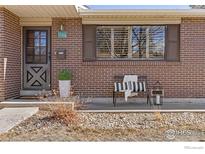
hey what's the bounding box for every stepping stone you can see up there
[0,107,39,134]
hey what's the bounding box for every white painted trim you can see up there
[82,17,181,25]
[20,17,52,26]
[79,9,205,17]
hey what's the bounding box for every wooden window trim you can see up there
[96,25,166,61]
[83,24,180,62]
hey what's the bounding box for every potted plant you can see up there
[58,69,72,97]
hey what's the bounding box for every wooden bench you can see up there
[113,75,151,107]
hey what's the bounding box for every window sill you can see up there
[82,59,181,66]
[96,58,165,61]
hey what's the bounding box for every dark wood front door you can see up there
[23,27,51,90]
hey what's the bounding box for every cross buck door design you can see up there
[23,27,51,90]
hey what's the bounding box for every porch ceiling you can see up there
[79,9,205,17]
[3,5,79,17]
[79,9,205,24]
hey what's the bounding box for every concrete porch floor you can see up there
[79,98,205,112]
[1,97,205,112]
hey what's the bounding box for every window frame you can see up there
[96,25,166,61]
[25,30,48,64]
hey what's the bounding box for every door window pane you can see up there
[40,32,46,38]
[41,47,47,55]
[34,38,40,46]
[27,56,33,63]
[40,39,46,46]
[34,47,40,55]
[27,39,34,47]
[26,48,34,56]
[26,30,48,64]
[28,31,34,38]
[34,31,40,38]
[34,56,41,63]
[40,56,47,64]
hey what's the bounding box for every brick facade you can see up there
[52,18,205,98]
[0,8,21,101]
[0,7,5,100]
[0,13,205,100]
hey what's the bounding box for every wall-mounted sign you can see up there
[56,48,66,60]
[57,31,68,39]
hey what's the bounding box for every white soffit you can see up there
[79,9,205,17]
[79,9,205,25]
[20,18,52,26]
[3,5,79,17]
[82,16,181,25]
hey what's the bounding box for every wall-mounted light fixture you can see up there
[60,24,64,31]
[57,23,68,39]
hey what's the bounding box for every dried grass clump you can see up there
[37,88,88,125]
[154,111,163,121]
[38,89,88,110]
[50,104,78,125]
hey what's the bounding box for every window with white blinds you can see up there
[96,25,165,60]
[113,27,129,58]
[96,27,111,58]
[96,26,129,58]
[149,26,165,59]
[132,26,147,58]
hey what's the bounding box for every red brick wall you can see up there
[52,17,205,98]
[51,18,83,93]
[0,7,5,100]
[1,12,204,101]
[0,8,21,101]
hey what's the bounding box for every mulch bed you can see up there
[0,109,205,141]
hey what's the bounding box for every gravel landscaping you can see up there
[0,109,205,141]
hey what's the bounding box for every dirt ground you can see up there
[0,110,205,141]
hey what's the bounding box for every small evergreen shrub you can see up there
[58,69,72,80]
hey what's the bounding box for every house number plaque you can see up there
[57,31,68,39]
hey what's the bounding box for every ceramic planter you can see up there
[59,80,71,97]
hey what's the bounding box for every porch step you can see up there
[19,96,40,99]
[0,99,74,110]
[20,90,51,97]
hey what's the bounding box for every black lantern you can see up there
[151,81,164,105]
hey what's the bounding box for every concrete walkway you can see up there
[79,98,205,112]
[0,99,74,110]
[0,107,38,134]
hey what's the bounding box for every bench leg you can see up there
[113,90,116,107]
[147,93,151,106]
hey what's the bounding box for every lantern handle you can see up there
[155,80,161,85]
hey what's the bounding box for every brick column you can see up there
[0,7,5,100]
[0,8,21,101]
